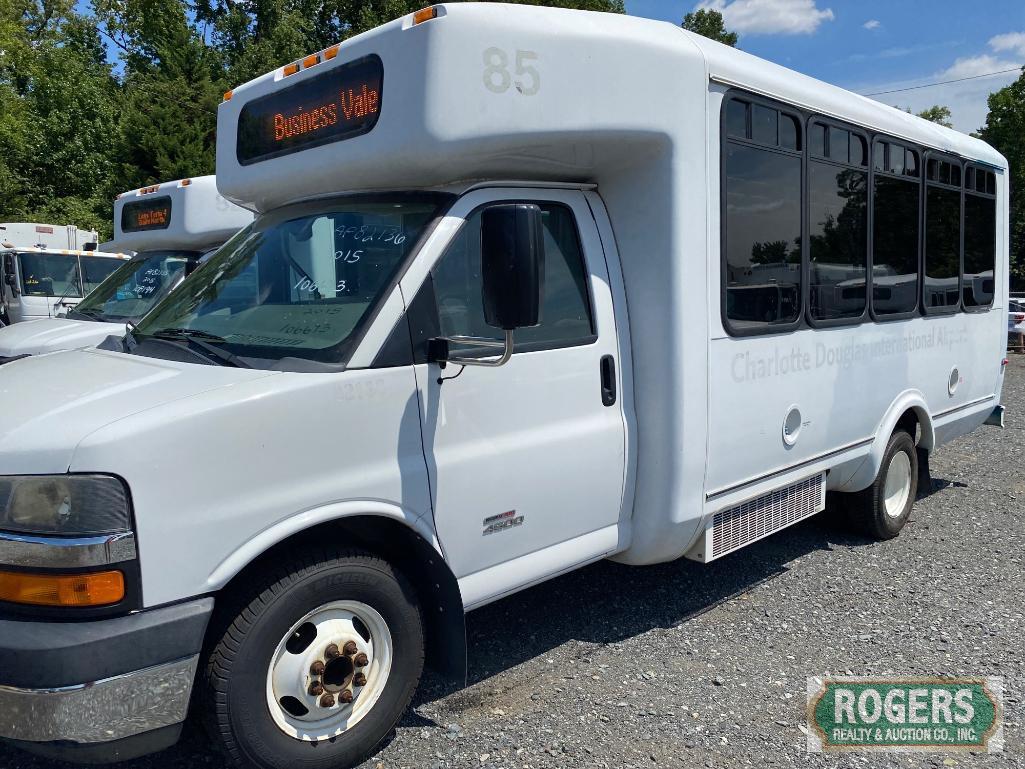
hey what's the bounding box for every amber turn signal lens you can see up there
[413,6,437,24]
[0,570,125,607]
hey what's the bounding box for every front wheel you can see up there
[202,548,424,769]
[844,430,919,540]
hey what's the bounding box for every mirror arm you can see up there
[435,329,514,368]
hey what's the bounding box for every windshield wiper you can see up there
[149,328,253,368]
[70,306,105,322]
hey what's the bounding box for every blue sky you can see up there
[626,0,1025,132]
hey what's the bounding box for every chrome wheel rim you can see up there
[266,600,393,741]
[883,451,912,519]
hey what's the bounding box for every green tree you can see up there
[916,105,953,128]
[979,69,1025,287]
[682,8,737,47]
[0,2,121,235]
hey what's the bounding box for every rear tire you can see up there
[845,430,918,540]
[201,547,424,769]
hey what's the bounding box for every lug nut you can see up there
[354,652,369,667]
[319,693,335,708]
[353,673,367,687]
[309,681,324,696]
[339,689,354,704]
[325,643,340,659]
[342,640,359,655]
[310,660,325,676]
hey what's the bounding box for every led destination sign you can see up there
[121,196,172,232]
[236,55,383,165]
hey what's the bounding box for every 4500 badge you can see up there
[482,510,525,536]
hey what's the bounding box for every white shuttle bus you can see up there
[0,223,126,325]
[0,177,253,361]
[0,5,1008,767]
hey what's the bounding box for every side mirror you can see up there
[480,203,545,330]
[428,204,546,371]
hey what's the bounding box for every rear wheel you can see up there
[845,430,918,540]
[202,548,424,769]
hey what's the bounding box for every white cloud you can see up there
[941,53,1022,79]
[695,0,835,36]
[860,38,1023,134]
[989,31,1025,57]
[863,19,880,30]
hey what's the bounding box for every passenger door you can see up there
[404,189,627,587]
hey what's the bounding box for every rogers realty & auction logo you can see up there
[806,677,1003,752]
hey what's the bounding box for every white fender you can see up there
[205,501,442,592]
[837,390,934,492]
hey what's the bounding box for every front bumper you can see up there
[0,597,213,762]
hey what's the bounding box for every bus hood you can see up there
[0,348,275,474]
[0,318,119,358]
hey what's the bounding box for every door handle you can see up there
[600,355,617,407]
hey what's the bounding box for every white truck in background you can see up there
[0,177,253,361]
[1,220,126,325]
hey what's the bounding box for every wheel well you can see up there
[213,515,466,684]
[895,409,919,441]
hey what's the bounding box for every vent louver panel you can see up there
[711,473,825,559]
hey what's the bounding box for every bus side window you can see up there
[722,97,803,333]
[872,142,920,317]
[924,155,963,313]
[430,203,596,352]
[808,120,869,322]
[963,166,996,309]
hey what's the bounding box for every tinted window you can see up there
[905,149,919,177]
[963,193,996,308]
[432,204,594,349]
[779,114,799,151]
[850,134,867,167]
[811,123,826,157]
[924,186,961,310]
[752,105,777,145]
[17,252,81,297]
[80,256,124,294]
[724,143,802,329]
[873,140,886,171]
[726,99,747,138]
[829,126,849,162]
[809,162,868,320]
[873,176,919,315]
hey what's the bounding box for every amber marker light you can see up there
[323,44,340,61]
[413,6,438,24]
[283,62,300,77]
[0,570,125,607]
[223,90,233,101]
[303,53,320,69]
[180,178,192,186]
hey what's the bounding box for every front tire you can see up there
[845,430,919,540]
[202,547,424,769]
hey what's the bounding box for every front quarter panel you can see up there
[70,365,431,608]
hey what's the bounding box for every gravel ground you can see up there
[4,359,1024,769]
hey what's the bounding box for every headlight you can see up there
[0,475,131,536]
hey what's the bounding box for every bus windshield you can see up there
[134,194,447,367]
[80,255,126,294]
[18,252,81,298]
[70,250,201,323]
